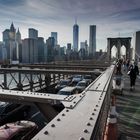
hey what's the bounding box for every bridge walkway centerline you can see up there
[116,71,140,140]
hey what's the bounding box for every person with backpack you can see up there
[128,62,139,91]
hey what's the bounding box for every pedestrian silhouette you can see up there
[128,62,139,91]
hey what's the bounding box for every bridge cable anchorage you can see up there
[103,95,118,140]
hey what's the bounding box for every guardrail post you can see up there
[104,96,118,140]
[30,73,33,91]
[39,74,42,88]
[3,72,8,89]
[58,74,60,81]
[45,74,51,87]
[17,72,23,90]
[62,74,64,79]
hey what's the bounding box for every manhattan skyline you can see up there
[0,0,140,50]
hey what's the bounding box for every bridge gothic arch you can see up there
[107,37,131,61]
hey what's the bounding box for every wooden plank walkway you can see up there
[116,73,140,140]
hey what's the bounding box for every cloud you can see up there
[0,0,27,6]
[0,0,140,50]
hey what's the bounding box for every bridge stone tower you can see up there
[107,37,131,61]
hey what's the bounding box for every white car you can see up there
[76,80,89,92]
[55,79,71,92]
[72,75,83,82]
[57,86,78,95]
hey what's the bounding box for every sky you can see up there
[0,0,140,51]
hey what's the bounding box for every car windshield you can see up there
[74,75,82,78]
[84,75,91,79]
[60,81,69,85]
[77,82,86,86]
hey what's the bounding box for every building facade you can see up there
[46,37,55,62]
[51,32,57,46]
[73,23,79,52]
[134,31,140,60]
[37,37,45,63]
[29,28,38,39]
[89,25,96,58]
[16,28,22,62]
[3,23,18,62]
[22,38,38,63]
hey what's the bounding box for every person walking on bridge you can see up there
[115,59,122,75]
[126,59,130,71]
[129,62,139,91]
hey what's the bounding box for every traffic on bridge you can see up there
[0,61,139,140]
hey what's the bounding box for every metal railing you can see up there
[0,65,115,140]
[32,65,115,140]
[0,68,100,91]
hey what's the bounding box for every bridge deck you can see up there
[116,72,140,140]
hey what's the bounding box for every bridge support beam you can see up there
[45,74,51,87]
[35,103,58,122]
[3,72,8,89]
[53,74,55,84]
[39,74,43,88]
[17,72,23,90]
[30,74,33,91]
[58,74,60,81]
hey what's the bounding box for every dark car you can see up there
[0,102,30,125]
[55,79,71,92]
[83,75,93,84]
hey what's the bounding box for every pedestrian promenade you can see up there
[116,72,140,140]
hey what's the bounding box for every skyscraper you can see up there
[3,29,10,60]
[73,22,79,52]
[89,25,96,57]
[67,43,71,50]
[134,31,140,60]
[22,38,38,63]
[9,23,17,61]
[2,23,22,62]
[16,28,22,62]
[51,32,57,45]
[46,37,55,62]
[66,43,71,61]
[29,28,38,39]
[0,42,4,60]
[37,37,45,63]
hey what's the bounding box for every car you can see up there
[69,80,79,86]
[57,86,78,95]
[93,69,102,76]
[72,75,83,82]
[55,79,71,92]
[0,102,30,126]
[75,80,89,93]
[0,120,38,140]
[83,75,93,84]
[53,86,78,111]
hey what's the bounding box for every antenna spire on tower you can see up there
[75,17,77,25]
[118,32,120,37]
